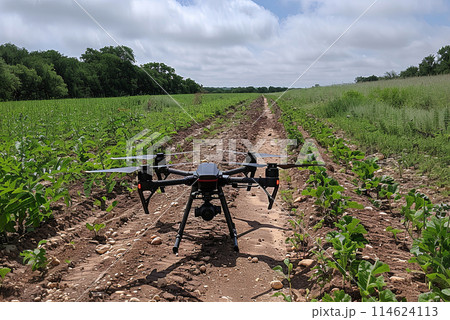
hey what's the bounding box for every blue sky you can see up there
[1,0,449,87]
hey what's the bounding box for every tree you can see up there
[0,58,21,101]
[419,54,436,76]
[436,45,450,74]
[11,64,41,100]
[400,66,419,78]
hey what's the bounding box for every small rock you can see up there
[270,280,283,290]
[116,248,127,254]
[171,202,179,207]
[294,196,306,203]
[151,237,162,245]
[157,278,167,288]
[137,264,144,269]
[34,296,41,302]
[379,212,388,215]
[139,250,145,255]
[199,265,207,273]
[390,276,405,283]
[129,297,140,302]
[201,256,211,262]
[47,282,58,289]
[96,244,112,255]
[299,259,315,268]
[251,257,259,263]
[50,257,61,266]
[364,206,373,211]
[153,294,161,301]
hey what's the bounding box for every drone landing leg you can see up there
[173,191,195,255]
[218,186,239,252]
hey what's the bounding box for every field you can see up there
[0,77,449,303]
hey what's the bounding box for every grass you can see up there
[269,74,450,187]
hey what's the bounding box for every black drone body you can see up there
[87,151,321,254]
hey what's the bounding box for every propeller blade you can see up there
[251,152,287,158]
[218,150,286,158]
[111,151,199,161]
[224,162,267,168]
[85,166,140,173]
[147,162,197,168]
[278,163,325,169]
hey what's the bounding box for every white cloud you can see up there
[0,0,449,87]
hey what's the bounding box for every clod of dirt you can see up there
[95,244,112,254]
[251,257,259,263]
[153,294,161,301]
[199,265,207,273]
[129,297,140,302]
[270,280,283,290]
[299,259,315,268]
[151,237,162,245]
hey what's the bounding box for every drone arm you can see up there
[138,176,197,214]
[166,168,196,177]
[221,166,249,176]
[226,176,279,209]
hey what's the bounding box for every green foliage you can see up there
[310,239,333,289]
[400,189,434,236]
[302,166,363,220]
[409,215,450,301]
[326,216,368,285]
[0,43,202,101]
[321,289,352,302]
[86,223,106,237]
[20,240,48,272]
[385,226,404,242]
[0,267,11,283]
[356,260,399,302]
[272,258,294,302]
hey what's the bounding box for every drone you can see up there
[86,150,323,254]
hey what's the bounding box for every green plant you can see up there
[385,226,404,242]
[86,222,106,238]
[326,216,368,286]
[0,267,11,285]
[356,260,399,302]
[272,258,294,302]
[309,239,333,290]
[409,215,450,302]
[285,212,309,256]
[20,240,48,272]
[400,189,434,237]
[303,167,363,221]
[321,289,352,302]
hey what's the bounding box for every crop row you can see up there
[271,97,449,302]
[0,93,259,238]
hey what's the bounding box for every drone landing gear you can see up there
[173,186,239,255]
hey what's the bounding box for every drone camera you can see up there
[195,201,221,221]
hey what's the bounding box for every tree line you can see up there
[355,45,450,83]
[203,86,288,94]
[0,43,202,101]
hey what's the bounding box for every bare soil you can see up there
[0,96,438,302]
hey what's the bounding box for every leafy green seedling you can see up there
[385,226,404,242]
[20,240,48,272]
[86,223,105,238]
[272,258,294,302]
[0,267,11,285]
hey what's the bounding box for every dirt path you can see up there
[1,96,295,302]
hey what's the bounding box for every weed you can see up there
[20,240,48,272]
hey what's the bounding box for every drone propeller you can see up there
[223,162,325,169]
[111,151,199,161]
[224,162,267,168]
[85,162,197,174]
[85,166,140,173]
[218,150,287,158]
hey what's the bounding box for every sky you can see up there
[1,0,449,87]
